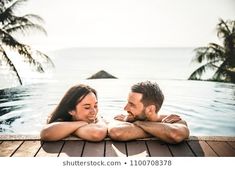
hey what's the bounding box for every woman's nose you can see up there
[90,108,96,114]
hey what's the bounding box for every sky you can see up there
[16,0,235,50]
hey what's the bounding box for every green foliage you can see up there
[0,0,54,85]
[189,18,235,83]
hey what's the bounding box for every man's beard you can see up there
[135,108,147,121]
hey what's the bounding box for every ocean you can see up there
[0,47,235,136]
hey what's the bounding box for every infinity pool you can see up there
[0,79,235,136]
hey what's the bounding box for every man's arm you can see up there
[134,120,190,144]
[114,114,181,123]
[108,121,151,141]
[40,121,88,141]
[73,117,108,142]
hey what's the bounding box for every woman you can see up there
[40,84,107,141]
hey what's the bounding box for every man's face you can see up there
[124,92,147,121]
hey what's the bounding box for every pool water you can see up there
[0,48,235,136]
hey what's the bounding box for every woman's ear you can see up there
[69,110,76,116]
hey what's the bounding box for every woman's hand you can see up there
[77,121,89,127]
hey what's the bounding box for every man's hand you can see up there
[133,120,142,126]
[161,114,181,123]
[114,114,126,121]
[114,114,135,122]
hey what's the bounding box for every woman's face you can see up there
[72,92,98,123]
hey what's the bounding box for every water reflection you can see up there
[0,105,26,116]
[214,82,235,99]
[0,116,21,133]
[0,86,30,128]
[0,79,235,136]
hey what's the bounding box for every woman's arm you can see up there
[73,117,108,142]
[40,121,88,141]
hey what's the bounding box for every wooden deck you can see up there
[1,135,235,157]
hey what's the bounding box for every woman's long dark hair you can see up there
[47,84,97,123]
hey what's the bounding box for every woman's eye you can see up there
[84,106,98,110]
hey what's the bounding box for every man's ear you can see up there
[145,105,156,117]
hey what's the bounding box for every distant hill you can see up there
[87,70,117,79]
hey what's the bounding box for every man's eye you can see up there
[130,103,135,107]
[84,107,90,109]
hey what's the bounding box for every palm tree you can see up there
[0,0,54,85]
[188,18,235,83]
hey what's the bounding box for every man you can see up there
[108,81,189,144]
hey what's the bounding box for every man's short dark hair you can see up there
[131,81,164,112]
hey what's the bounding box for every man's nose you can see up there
[124,104,128,111]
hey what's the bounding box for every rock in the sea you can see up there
[87,70,117,79]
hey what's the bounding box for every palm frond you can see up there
[212,64,231,81]
[3,14,47,35]
[5,23,47,36]
[0,0,28,23]
[217,18,231,39]
[0,0,54,85]
[209,43,224,53]
[189,19,235,83]
[216,54,234,72]
[34,50,55,68]
[8,0,28,11]
[232,21,235,33]
[0,4,14,24]
[23,14,45,24]
[0,45,22,84]
[188,60,221,80]
[0,0,16,6]
[192,44,225,64]
[192,47,209,63]
[188,66,206,80]
[1,29,45,72]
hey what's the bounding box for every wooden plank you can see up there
[59,140,84,157]
[1,135,235,141]
[207,141,235,157]
[82,141,105,157]
[36,141,64,157]
[126,140,149,157]
[0,137,235,157]
[227,141,235,149]
[105,141,127,157]
[0,141,23,157]
[169,141,195,157]
[11,141,42,157]
[187,140,217,157]
[146,140,172,157]
[0,135,40,141]
[188,136,235,141]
